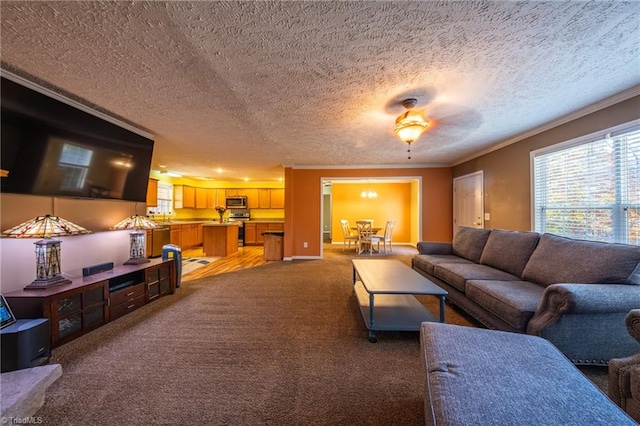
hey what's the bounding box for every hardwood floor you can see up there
[181,245,268,281]
[180,242,418,281]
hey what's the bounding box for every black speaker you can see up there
[82,262,114,276]
[1,318,50,373]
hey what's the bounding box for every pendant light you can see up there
[394,98,429,159]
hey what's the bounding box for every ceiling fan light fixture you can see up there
[394,98,429,159]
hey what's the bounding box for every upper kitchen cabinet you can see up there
[238,189,259,209]
[270,189,285,209]
[174,185,196,209]
[195,188,208,209]
[258,189,271,208]
[206,188,225,209]
[146,179,158,207]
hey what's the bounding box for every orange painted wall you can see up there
[283,167,452,258]
[332,183,412,242]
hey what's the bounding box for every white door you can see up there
[453,171,484,234]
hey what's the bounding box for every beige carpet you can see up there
[40,245,608,425]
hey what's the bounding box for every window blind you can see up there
[532,122,640,245]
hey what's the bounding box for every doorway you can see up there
[319,177,422,258]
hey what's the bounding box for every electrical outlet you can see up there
[303,242,308,248]
[484,213,491,221]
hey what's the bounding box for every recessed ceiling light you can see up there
[216,168,223,174]
[244,177,249,182]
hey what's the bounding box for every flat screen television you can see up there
[1,76,154,202]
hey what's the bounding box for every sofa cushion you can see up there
[412,255,473,276]
[466,280,545,331]
[480,229,540,277]
[433,263,520,293]
[522,234,640,287]
[420,323,635,426]
[451,226,492,263]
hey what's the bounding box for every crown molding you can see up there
[285,163,449,170]
[453,85,640,166]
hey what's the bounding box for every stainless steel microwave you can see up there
[226,196,247,209]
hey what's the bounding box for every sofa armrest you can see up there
[416,241,452,255]
[627,310,640,343]
[609,353,640,408]
[527,284,640,335]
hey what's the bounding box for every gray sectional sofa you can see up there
[412,226,640,365]
[420,322,637,425]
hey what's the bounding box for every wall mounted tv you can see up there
[1,76,154,202]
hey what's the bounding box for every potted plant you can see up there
[215,206,226,222]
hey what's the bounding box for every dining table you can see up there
[351,226,383,253]
[351,226,382,234]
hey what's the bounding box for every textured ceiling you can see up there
[1,1,639,181]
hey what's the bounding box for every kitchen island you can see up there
[202,222,240,257]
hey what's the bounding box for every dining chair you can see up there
[380,220,397,253]
[340,220,358,251]
[356,220,381,255]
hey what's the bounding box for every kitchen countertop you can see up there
[156,219,284,225]
[202,222,239,226]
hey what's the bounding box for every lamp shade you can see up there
[394,109,429,144]
[111,215,159,230]
[2,215,92,290]
[2,215,92,238]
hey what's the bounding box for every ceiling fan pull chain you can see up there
[407,141,412,159]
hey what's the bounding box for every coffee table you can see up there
[352,259,447,342]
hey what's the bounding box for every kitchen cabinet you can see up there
[179,186,283,210]
[174,185,196,209]
[181,225,192,248]
[146,179,158,207]
[258,189,271,208]
[244,223,257,244]
[170,226,182,247]
[169,223,203,249]
[268,223,284,232]
[238,189,259,208]
[195,188,208,209]
[256,223,269,244]
[270,189,285,208]
[183,186,196,208]
[202,224,239,257]
[208,189,226,209]
[256,189,285,209]
[243,222,283,245]
[207,189,225,209]
[174,185,184,209]
[192,224,202,246]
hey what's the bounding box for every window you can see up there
[154,183,173,215]
[532,121,640,245]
